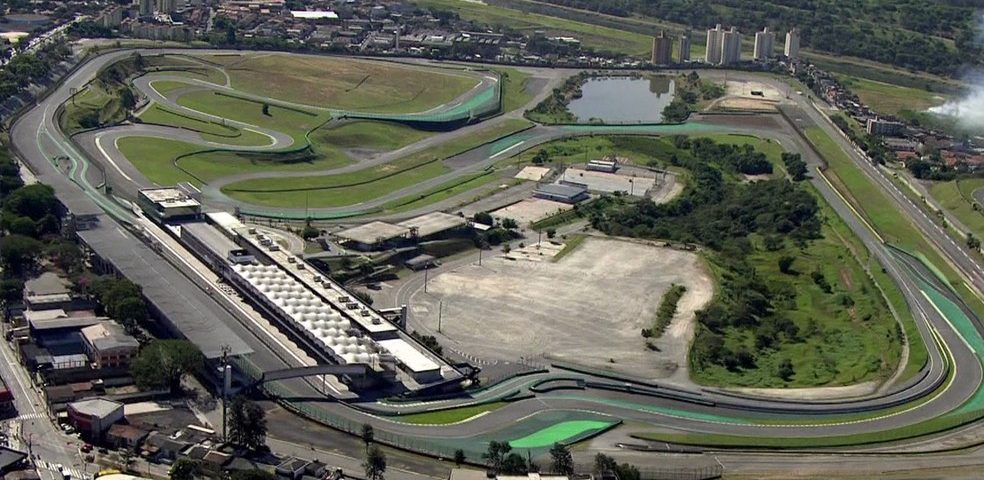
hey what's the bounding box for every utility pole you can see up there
[220,344,231,442]
[478,247,483,266]
[424,267,429,293]
[438,301,443,333]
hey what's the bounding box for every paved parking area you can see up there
[409,237,713,382]
[490,198,573,226]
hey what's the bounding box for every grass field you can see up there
[312,121,432,152]
[222,119,533,208]
[393,402,506,425]
[176,90,330,145]
[377,170,505,214]
[117,136,355,185]
[492,66,534,113]
[138,104,271,147]
[804,126,984,322]
[414,0,652,57]
[148,79,197,97]
[834,74,948,116]
[199,53,481,114]
[59,84,127,134]
[928,178,984,240]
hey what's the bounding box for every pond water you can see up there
[567,76,676,124]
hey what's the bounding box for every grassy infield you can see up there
[120,55,534,212]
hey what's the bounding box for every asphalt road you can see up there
[11,48,984,477]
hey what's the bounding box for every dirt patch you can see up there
[409,237,714,383]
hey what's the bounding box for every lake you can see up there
[567,76,676,124]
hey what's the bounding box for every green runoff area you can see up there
[390,402,507,425]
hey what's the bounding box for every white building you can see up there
[720,27,741,65]
[705,24,724,64]
[753,27,775,61]
[785,28,800,59]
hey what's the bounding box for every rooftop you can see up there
[181,221,242,257]
[28,315,103,332]
[291,10,337,19]
[536,183,588,197]
[68,397,123,418]
[24,272,71,297]
[376,338,440,373]
[335,221,408,245]
[81,322,139,351]
[76,225,252,359]
[396,212,467,238]
[232,263,382,365]
[139,188,200,209]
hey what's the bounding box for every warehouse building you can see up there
[533,183,589,204]
[335,212,467,251]
[67,397,124,441]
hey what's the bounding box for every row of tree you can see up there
[584,137,824,379]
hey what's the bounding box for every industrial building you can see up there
[705,24,724,64]
[586,156,620,173]
[137,187,201,223]
[678,32,691,63]
[753,27,775,61]
[66,397,124,441]
[80,322,140,369]
[334,212,467,251]
[651,30,673,65]
[785,28,800,59]
[534,183,590,204]
[173,212,461,389]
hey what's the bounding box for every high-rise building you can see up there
[720,27,741,65]
[753,27,775,61]
[157,0,174,13]
[138,0,154,17]
[678,32,691,63]
[651,30,673,65]
[705,24,724,65]
[785,28,800,59]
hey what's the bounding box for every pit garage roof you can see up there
[181,221,241,257]
[335,221,408,245]
[76,225,252,359]
[396,212,467,238]
[376,338,440,373]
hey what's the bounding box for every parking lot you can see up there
[409,237,713,383]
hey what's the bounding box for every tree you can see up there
[778,255,796,274]
[261,103,271,116]
[130,340,204,392]
[118,448,134,472]
[6,215,35,236]
[0,278,23,304]
[228,396,267,450]
[549,443,574,475]
[593,453,617,476]
[230,470,277,480]
[0,234,42,274]
[453,449,466,467]
[968,232,981,251]
[500,453,527,475]
[532,149,549,165]
[777,358,795,381]
[363,445,386,480]
[361,423,375,452]
[473,211,494,226]
[113,296,148,334]
[302,224,319,240]
[546,228,556,239]
[483,441,511,473]
[501,218,518,230]
[3,184,57,220]
[169,458,200,480]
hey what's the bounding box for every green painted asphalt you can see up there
[508,420,614,448]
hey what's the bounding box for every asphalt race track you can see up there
[13,48,984,470]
